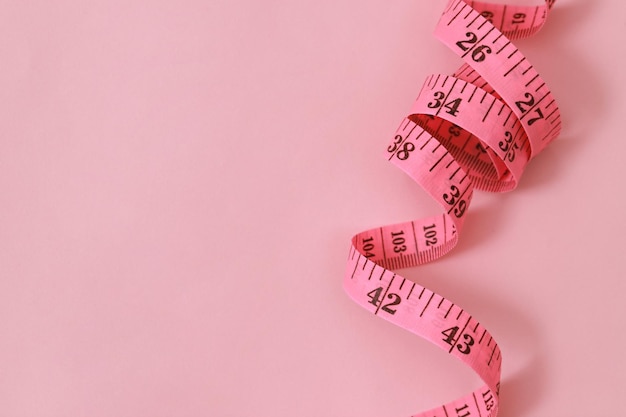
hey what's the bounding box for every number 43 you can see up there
[442,326,475,354]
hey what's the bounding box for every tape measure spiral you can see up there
[343,1,560,416]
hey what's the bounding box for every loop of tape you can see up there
[343,1,560,416]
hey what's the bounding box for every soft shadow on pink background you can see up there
[1,0,624,415]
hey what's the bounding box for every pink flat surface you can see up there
[1,0,624,415]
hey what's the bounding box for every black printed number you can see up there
[362,236,375,258]
[443,185,467,218]
[387,134,403,153]
[455,32,492,62]
[515,92,545,126]
[515,92,535,113]
[367,287,401,315]
[442,326,475,354]
[448,124,461,137]
[396,142,415,160]
[482,390,495,411]
[423,224,437,246]
[455,404,471,417]
[512,12,526,24]
[391,230,406,253]
[498,131,518,162]
[428,91,462,117]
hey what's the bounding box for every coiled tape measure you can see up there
[343,1,561,416]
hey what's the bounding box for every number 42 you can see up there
[367,287,401,315]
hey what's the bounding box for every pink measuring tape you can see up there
[343,1,561,416]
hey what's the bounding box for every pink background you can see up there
[1,0,624,415]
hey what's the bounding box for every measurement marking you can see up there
[466,12,483,28]
[500,5,507,30]
[473,392,483,417]
[479,80,491,91]
[541,120,562,141]
[418,287,426,299]
[473,322,480,332]
[412,129,427,145]
[407,282,416,299]
[534,81,546,93]
[479,329,487,344]
[449,166,462,180]
[503,56,525,77]
[469,72,482,85]
[544,107,559,121]
[367,263,376,280]
[350,254,361,279]
[461,133,474,151]
[468,85,479,102]
[426,74,435,88]
[477,19,489,30]
[522,65,534,75]
[448,4,467,26]
[507,48,518,59]
[379,227,387,261]
[438,298,445,308]
[481,98,496,122]
[444,303,454,318]
[430,151,450,172]
[420,292,435,317]
[410,222,420,257]
[544,98,556,109]
[524,73,539,87]
[496,40,511,54]
[502,110,513,127]
[420,136,433,150]
[455,64,471,78]
[529,5,539,32]
[497,102,506,116]
[492,33,503,44]
[403,121,418,139]
[487,343,497,365]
